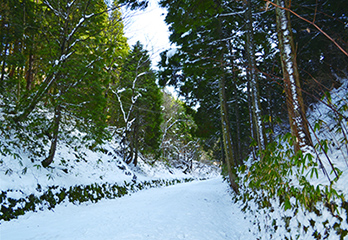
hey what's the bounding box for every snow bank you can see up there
[237,78,348,239]
[0,131,219,221]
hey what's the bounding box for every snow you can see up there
[1,55,347,239]
[166,47,178,60]
[0,130,217,198]
[239,78,348,239]
[0,178,252,240]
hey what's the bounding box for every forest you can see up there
[0,0,203,171]
[1,0,348,239]
[157,0,348,237]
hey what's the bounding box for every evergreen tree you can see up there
[116,41,163,166]
[0,0,131,167]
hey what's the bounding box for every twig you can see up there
[266,0,348,57]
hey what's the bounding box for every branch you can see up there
[266,0,348,57]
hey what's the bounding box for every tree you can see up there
[244,0,266,153]
[159,0,240,192]
[0,0,42,97]
[160,92,202,172]
[0,0,132,167]
[41,0,113,167]
[116,42,163,166]
[274,0,312,152]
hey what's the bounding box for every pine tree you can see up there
[116,42,163,166]
[159,0,241,192]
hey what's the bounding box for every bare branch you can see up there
[266,0,348,57]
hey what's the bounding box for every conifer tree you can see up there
[116,42,163,166]
[245,0,266,153]
[159,0,241,192]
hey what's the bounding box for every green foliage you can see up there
[159,92,209,170]
[245,133,343,212]
[113,42,163,163]
[0,177,196,221]
[237,128,347,238]
[0,0,130,166]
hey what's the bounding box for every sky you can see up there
[122,0,173,69]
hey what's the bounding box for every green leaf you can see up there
[284,198,291,210]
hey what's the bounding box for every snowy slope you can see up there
[238,79,348,239]
[0,177,252,240]
[0,133,219,200]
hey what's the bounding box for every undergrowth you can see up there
[234,81,348,239]
[236,133,347,239]
[0,177,196,221]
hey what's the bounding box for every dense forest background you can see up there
[0,0,205,173]
[159,0,347,168]
[1,0,348,237]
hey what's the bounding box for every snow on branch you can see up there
[217,10,246,17]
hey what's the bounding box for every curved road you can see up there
[0,178,253,240]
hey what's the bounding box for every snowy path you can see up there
[0,178,253,240]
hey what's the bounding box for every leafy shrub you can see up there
[236,132,347,239]
[0,177,196,221]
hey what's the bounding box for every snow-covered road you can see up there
[0,178,253,240]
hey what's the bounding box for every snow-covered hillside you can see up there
[1,80,347,239]
[238,79,348,239]
[0,130,219,222]
[0,136,218,195]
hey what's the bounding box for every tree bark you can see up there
[245,0,266,152]
[42,104,61,167]
[0,41,10,84]
[275,0,312,152]
[25,52,34,91]
[133,110,139,166]
[219,75,239,194]
[226,40,243,165]
[217,12,239,194]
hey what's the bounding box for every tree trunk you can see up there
[275,0,312,152]
[219,75,239,194]
[42,104,61,167]
[234,98,242,165]
[217,13,239,194]
[133,110,139,166]
[227,40,243,166]
[247,74,257,160]
[245,0,266,152]
[267,86,274,142]
[0,42,10,84]
[25,52,34,91]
